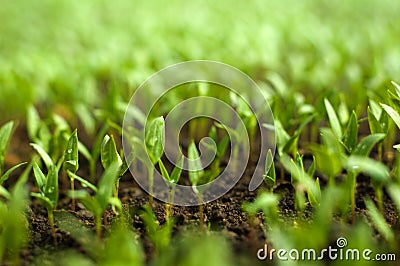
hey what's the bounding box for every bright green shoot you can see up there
[70,162,122,239]
[63,129,79,211]
[188,140,217,228]
[31,144,59,242]
[0,121,27,185]
[101,134,124,198]
[263,149,276,192]
[145,116,165,205]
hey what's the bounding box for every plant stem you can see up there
[376,187,384,213]
[198,193,205,230]
[349,171,357,224]
[113,178,120,198]
[48,209,56,245]
[70,178,75,212]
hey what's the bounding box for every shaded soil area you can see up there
[18,165,399,266]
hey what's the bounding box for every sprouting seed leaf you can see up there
[307,156,316,177]
[31,192,54,211]
[45,165,59,207]
[264,149,276,189]
[188,141,204,187]
[0,121,14,174]
[0,162,28,185]
[0,185,10,200]
[158,160,170,182]
[145,117,165,165]
[346,156,389,186]
[270,120,290,154]
[64,129,79,174]
[32,162,46,192]
[365,199,394,242]
[368,107,384,134]
[283,114,315,155]
[352,133,385,156]
[67,171,98,192]
[381,103,400,130]
[31,143,53,170]
[101,135,122,170]
[170,155,184,184]
[27,105,41,141]
[96,162,120,210]
[308,178,321,208]
[342,111,358,153]
[324,98,342,138]
[391,81,400,98]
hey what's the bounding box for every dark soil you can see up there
[18,165,399,266]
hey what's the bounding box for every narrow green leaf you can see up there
[101,135,122,170]
[324,98,342,138]
[67,171,98,192]
[170,155,184,184]
[368,107,383,134]
[393,144,400,152]
[365,199,394,242]
[0,121,14,175]
[64,129,79,173]
[0,185,10,200]
[264,149,276,189]
[391,81,400,98]
[32,162,46,192]
[307,156,316,177]
[342,111,358,153]
[96,162,120,210]
[352,133,385,156]
[346,156,389,186]
[381,103,400,130]
[217,135,230,158]
[27,105,41,141]
[387,185,400,213]
[31,192,54,211]
[188,141,204,187]
[45,165,59,208]
[31,143,53,170]
[145,117,165,165]
[158,160,170,182]
[308,178,321,208]
[0,162,28,185]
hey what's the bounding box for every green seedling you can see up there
[279,153,321,210]
[30,144,59,242]
[0,181,29,266]
[158,155,183,219]
[188,140,214,228]
[101,134,124,198]
[263,149,276,192]
[68,162,122,238]
[0,121,27,185]
[203,125,230,179]
[139,205,174,255]
[145,116,165,205]
[63,129,79,211]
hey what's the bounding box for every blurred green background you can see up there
[1,0,399,124]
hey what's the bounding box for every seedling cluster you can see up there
[1,1,400,265]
